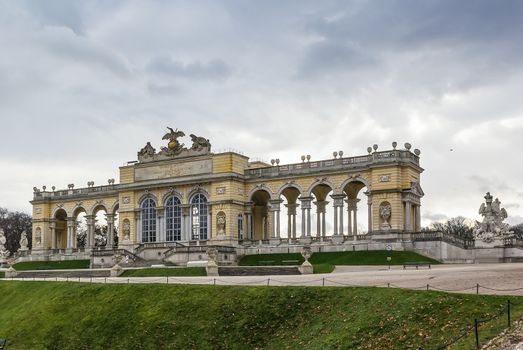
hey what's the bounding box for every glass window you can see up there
[190,193,208,240]
[238,214,244,240]
[141,198,157,243]
[165,196,182,241]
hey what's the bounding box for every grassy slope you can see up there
[120,267,206,277]
[0,281,519,350]
[238,250,439,274]
[13,260,90,271]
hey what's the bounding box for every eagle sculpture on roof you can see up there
[162,127,185,150]
[163,127,185,141]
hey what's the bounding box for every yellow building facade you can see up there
[30,129,424,258]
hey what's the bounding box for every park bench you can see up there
[281,260,300,265]
[403,262,431,270]
[0,337,7,350]
[257,260,275,266]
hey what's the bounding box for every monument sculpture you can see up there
[379,202,392,230]
[206,247,219,276]
[137,127,212,162]
[217,212,226,235]
[94,231,107,248]
[19,231,28,251]
[473,192,513,246]
[0,229,8,263]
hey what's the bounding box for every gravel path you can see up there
[7,263,523,295]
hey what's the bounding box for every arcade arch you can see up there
[250,189,271,240]
[342,180,370,235]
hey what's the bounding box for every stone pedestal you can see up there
[110,264,123,277]
[474,238,505,248]
[299,261,313,274]
[269,238,281,246]
[5,267,17,278]
[206,260,219,276]
[299,237,311,245]
[331,235,345,244]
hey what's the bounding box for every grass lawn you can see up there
[0,281,520,349]
[238,250,439,273]
[13,260,91,271]
[120,267,207,277]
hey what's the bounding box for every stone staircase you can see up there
[218,266,301,276]
[16,269,111,279]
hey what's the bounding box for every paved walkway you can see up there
[6,263,523,295]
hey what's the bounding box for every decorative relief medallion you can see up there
[379,174,391,182]
[216,187,226,195]
[122,196,130,204]
[34,208,42,215]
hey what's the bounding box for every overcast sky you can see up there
[1,0,523,227]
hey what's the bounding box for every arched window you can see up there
[190,193,208,240]
[165,196,182,241]
[238,214,244,240]
[141,198,157,243]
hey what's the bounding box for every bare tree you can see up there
[511,223,523,239]
[430,216,474,239]
[0,207,32,253]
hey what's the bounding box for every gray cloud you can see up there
[147,56,232,81]
[0,0,522,223]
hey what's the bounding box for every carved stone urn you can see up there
[299,246,313,274]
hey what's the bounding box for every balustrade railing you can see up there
[33,184,119,200]
[245,150,419,177]
[411,231,475,249]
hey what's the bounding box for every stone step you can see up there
[16,269,110,279]
[218,266,301,276]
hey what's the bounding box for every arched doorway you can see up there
[279,186,301,240]
[73,207,87,250]
[93,205,109,249]
[52,209,68,250]
[250,189,271,240]
[309,184,334,238]
[343,180,370,235]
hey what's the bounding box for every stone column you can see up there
[292,211,297,239]
[306,207,311,236]
[106,214,115,248]
[346,201,353,236]
[415,205,421,232]
[301,206,306,237]
[181,205,190,241]
[315,200,328,237]
[285,203,298,240]
[208,207,212,240]
[331,195,345,235]
[156,207,165,242]
[135,210,141,243]
[50,221,56,250]
[66,217,75,250]
[299,197,312,237]
[346,199,360,236]
[404,201,412,232]
[315,201,321,237]
[86,215,95,249]
[353,202,358,235]
[367,200,372,233]
[339,201,344,236]
[287,210,292,238]
[365,191,372,234]
[269,200,282,239]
